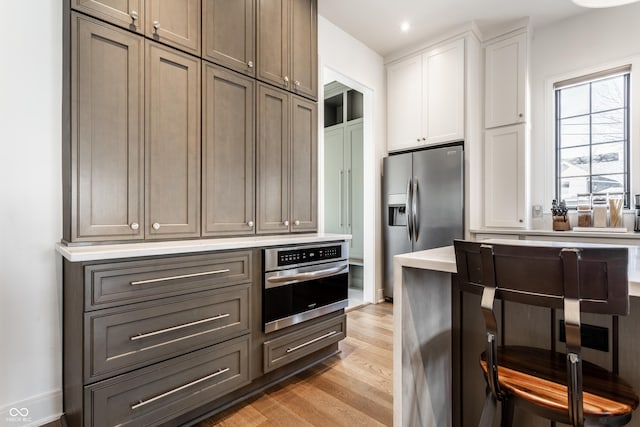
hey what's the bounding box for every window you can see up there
[555,66,630,208]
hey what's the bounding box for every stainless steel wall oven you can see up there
[263,241,349,333]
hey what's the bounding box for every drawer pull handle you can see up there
[130,367,230,410]
[130,313,231,341]
[286,330,337,353]
[130,268,231,286]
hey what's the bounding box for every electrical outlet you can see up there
[532,204,543,218]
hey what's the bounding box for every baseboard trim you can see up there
[1,389,62,427]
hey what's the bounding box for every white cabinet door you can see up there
[485,33,526,128]
[484,124,526,228]
[346,122,364,261]
[324,126,344,234]
[387,55,423,152]
[424,38,464,144]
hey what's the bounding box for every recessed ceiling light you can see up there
[400,21,410,32]
[572,0,640,7]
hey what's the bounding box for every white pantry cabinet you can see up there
[484,32,527,128]
[484,124,527,228]
[387,38,464,152]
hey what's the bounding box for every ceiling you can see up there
[318,0,587,57]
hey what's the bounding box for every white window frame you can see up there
[544,56,640,213]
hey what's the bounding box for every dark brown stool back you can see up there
[454,240,638,427]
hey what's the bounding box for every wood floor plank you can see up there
[197,302,394,426]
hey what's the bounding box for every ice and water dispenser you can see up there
[635,194,640,232]
[388,194,408,227]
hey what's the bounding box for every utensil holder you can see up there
[552,215,570,231]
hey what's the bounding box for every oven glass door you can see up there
[263,261,348,332]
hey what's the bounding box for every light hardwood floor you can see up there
[197,302,394,427]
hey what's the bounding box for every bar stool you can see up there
[454,240,639,427]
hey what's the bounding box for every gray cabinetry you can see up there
[66,1,318,244]
[264,314,345,373]
[72,0,144,33]
[202,62,255,236]
[86,283,250,381]
[290,95,318,232]
[203,0,255,76]
[256,84,290,234]
[257,0,317,100]
[70,13,144,242]
[63,250,255,426]
[256,83,317,234]
[145,0,201,55]
[85,335,249,427]
[145,41,201,239]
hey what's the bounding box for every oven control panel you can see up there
[277,245,342,267]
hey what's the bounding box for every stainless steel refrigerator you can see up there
[382,144,464,299]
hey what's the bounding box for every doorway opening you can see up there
[322,81,364,309]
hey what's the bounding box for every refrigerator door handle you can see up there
[412,178,419,242]
[406,178,413,242]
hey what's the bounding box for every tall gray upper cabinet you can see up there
[257,0,317,100]
[203,0,255,76]
[70,13,144,242]
[145,41,201,239]
[256,83,317,234]
[72,0,202,56]
[64,0,318,244]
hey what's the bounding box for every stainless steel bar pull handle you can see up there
[129,313,231,341]
[406,178,413,242]
[130,367,230,410]
[286,331,337,353]
[347,169,352,228]
[412,178,419,242]
[339,170,344,228]
[266,264,348,284]
[130,269,230,286]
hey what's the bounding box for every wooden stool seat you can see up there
[481,346,639,419]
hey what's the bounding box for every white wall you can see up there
[317,16,387,302]
[0,1,63,425]
[530,3,640,223]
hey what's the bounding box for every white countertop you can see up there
[394,238,640,297]
[471,227,640,240]
[56,233,352,262]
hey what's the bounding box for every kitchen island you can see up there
[393,239,640,427]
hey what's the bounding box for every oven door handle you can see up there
[266,264,348,285]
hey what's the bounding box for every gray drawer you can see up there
[84,335,250,427]
[85,284,250,382]
[263,314,346,373]
[84,251,252,310]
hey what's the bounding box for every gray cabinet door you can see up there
[71,13,144,242]
[145,41,201,239]
[256,83,289,234]
[72,0,144,33]
[146,0,201,55]
[257,0,289,90]
[202,62,255,236]
[290,95,317,232]
[203,0,255,76]
[257,0,317,99]
[290,0,317,100]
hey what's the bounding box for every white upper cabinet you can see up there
[484,32,527,128]
[387,54,423,152]
[484,124,526,228]
[387,38,465,152]
[424,38,465,144]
